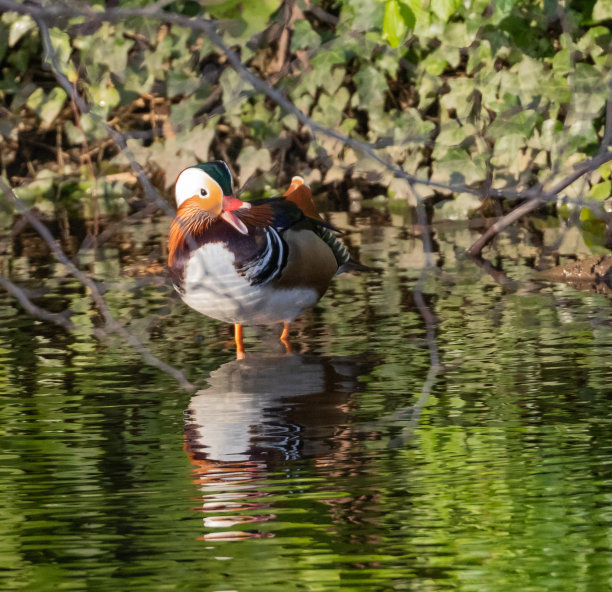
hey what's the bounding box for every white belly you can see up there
[180,243,319,325]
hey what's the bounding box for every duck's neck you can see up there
[168,211,213,267]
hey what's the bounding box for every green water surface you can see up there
[1,214,611,591]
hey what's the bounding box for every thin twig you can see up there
[0,178,195,391]
[32,12,175,219]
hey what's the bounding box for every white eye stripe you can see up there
[175,168,220,208]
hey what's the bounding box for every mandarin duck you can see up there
[168,160,367,358]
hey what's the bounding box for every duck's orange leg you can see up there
[280,321,292,354]
[234,323,245,360]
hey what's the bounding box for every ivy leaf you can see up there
[237,146,272,184]
[26,87,67,129]
[491,133,526,168]
[355,66,386,107]
[593,0,612,22]
[430,0,461,23]
[487,110,541,139]
[47,28,77,83]
[435,120,471,148]
[382,0,414,48]
[89,83,120,119]
[431,148,487,185]
[8,15,35,47]
[434,193,482,221]
[291,20,321,52]
[39,88,67,129]
[314,88,350,128]
[598,162,612,180]
[588,180,611,201]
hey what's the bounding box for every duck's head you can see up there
[175,161,251,235]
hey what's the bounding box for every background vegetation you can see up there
[1,0,612,254]
[3,5,612,587]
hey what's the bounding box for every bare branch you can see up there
[468,150,612,257]
[0,275,75,331]
[0,178,195,392]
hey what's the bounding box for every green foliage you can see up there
[0,0,611,250]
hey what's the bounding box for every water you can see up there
[1,211,612,591]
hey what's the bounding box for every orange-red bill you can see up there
[223,195,250,212]
[221,195,250,234]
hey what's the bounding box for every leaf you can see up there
[491,0,518,21]
[236,146,272,184]
[47,28,77,83]
[435,120,470,148]
[598,161,612,180]
[401,0,430,34]
[291,20,321,51]
[588,180,611,201]
[444,23,473,48]
[422,49,448,76]
[593,0,612,21]
[167,70,202,98]
[434,193,482,221]
[551,48,571,74]
[339,0,385,31]
[382,0,414,48]
[431,148,487,185]
[314,88,350,128]
[430,0,461,23]
[39,88,67,129]
[491,133,526,168]
[8,15,35,47]
[26,87,67,129]
[567,120,599,151]
[439,78,475,119]
[89,84,120,118]
[355,66,386,107]
[25,87,45,112]
[487,110,541,139]
[568,63,607,119]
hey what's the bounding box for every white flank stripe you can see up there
[272,228,285,273]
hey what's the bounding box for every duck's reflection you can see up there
[184,353,368,541]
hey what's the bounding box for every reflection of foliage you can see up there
[3,219,612,590]
[1,0,612,243]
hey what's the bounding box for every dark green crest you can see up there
[193,161,234,196]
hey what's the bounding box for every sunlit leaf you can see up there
[491,133,526,168]
[593,0,612,22]
[236,146,272,183]
[39,88,67,128]
[8,15,35,47]
[382,0,414,48]
[89,84,120,118]
[47,28,78,83]
[430,0,461,23]
[588,180,611,201]
[431,148,487,185]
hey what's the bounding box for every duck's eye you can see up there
[200,188,208,197]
